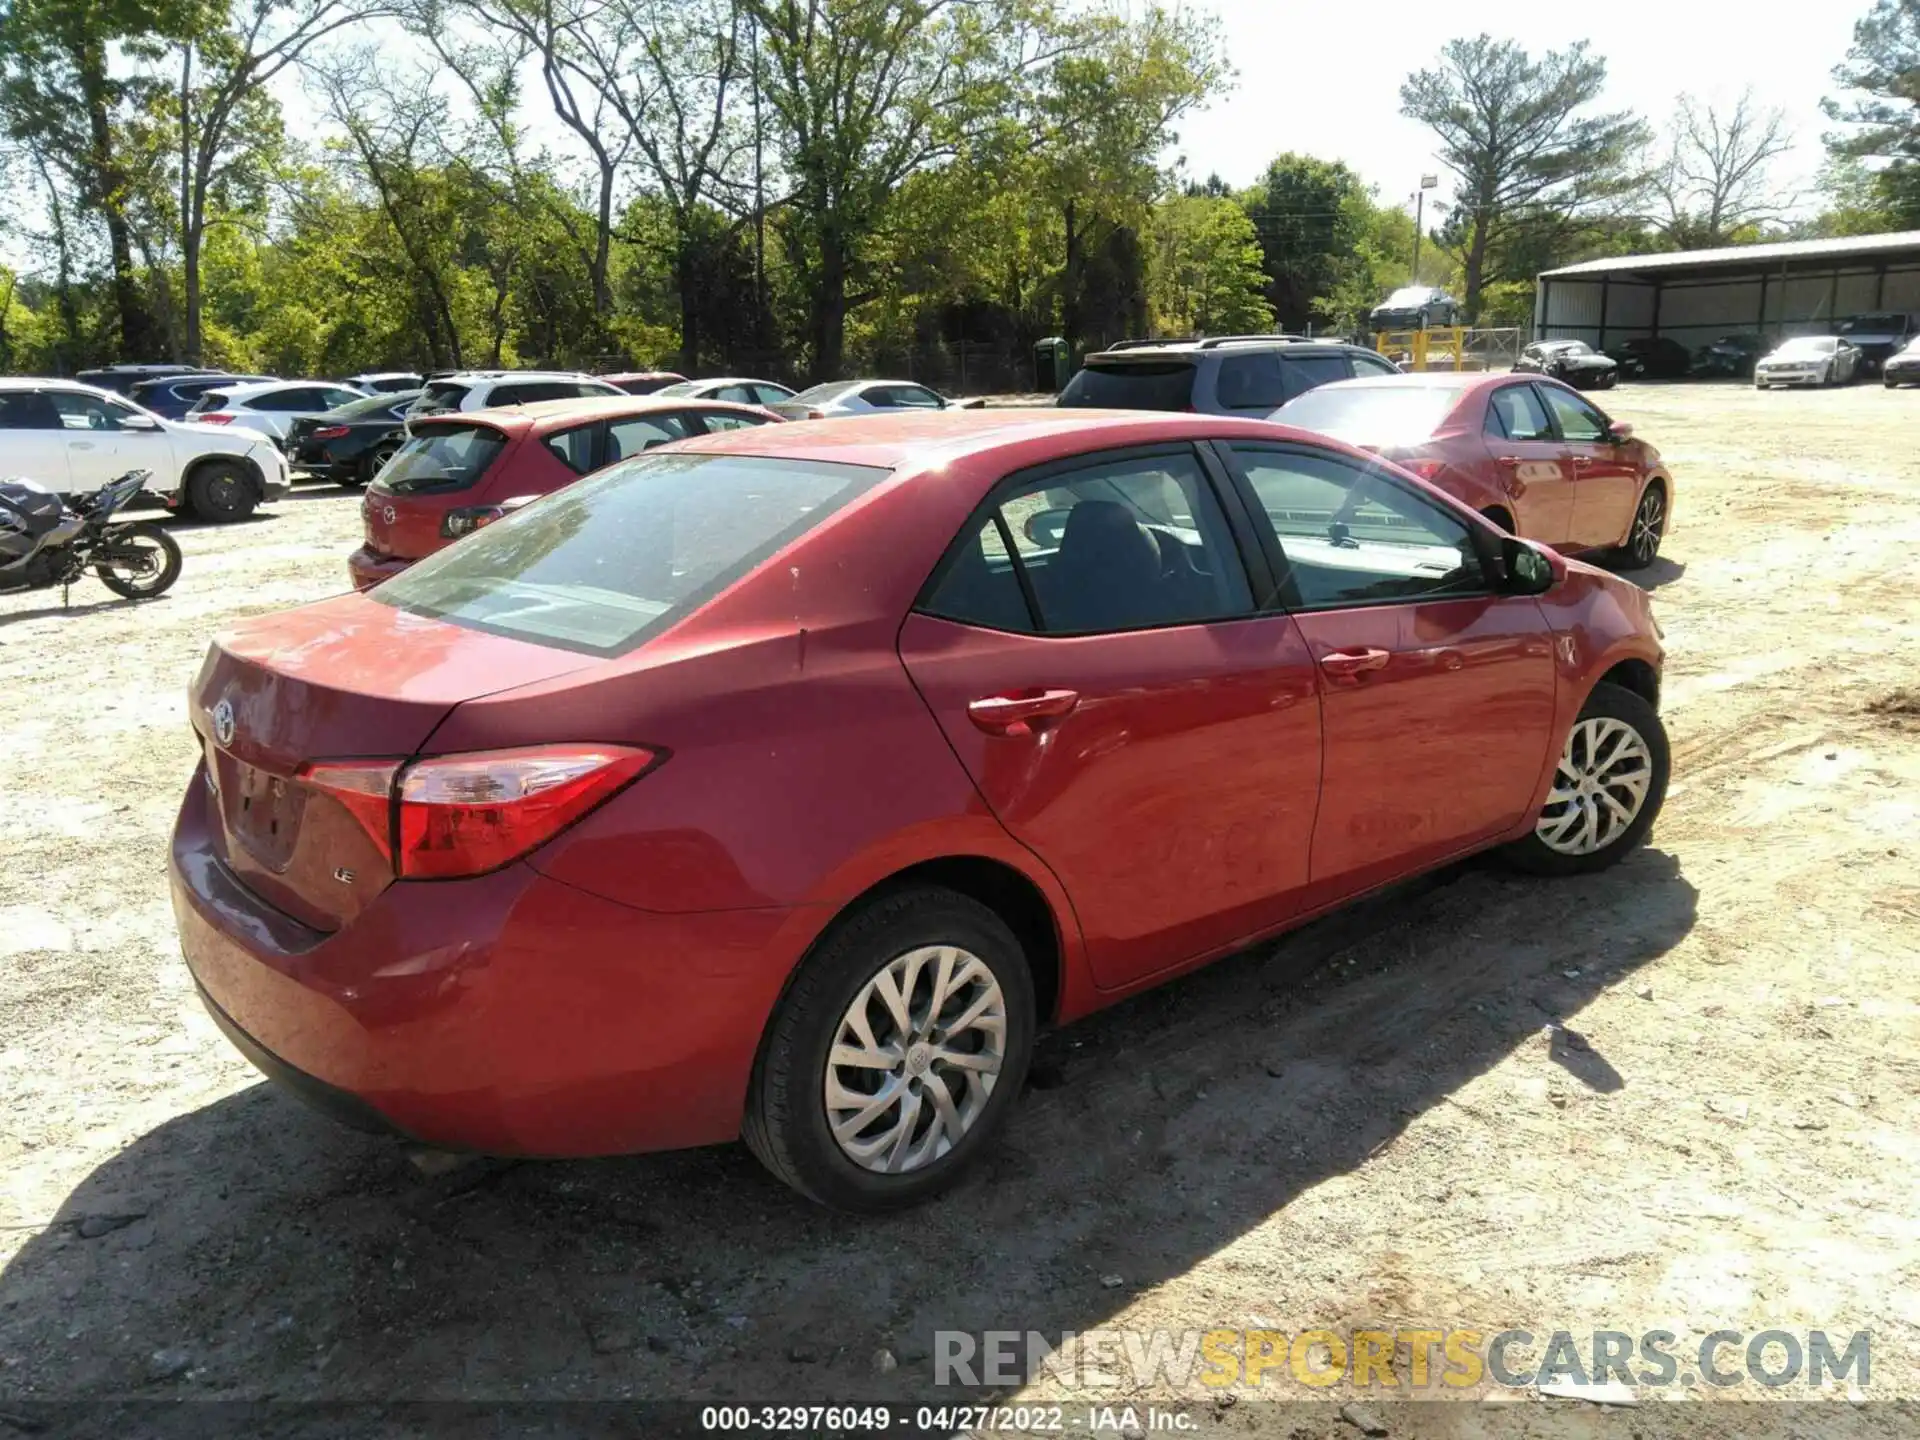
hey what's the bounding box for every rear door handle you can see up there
[1318,648,1392,682]
[967,688,1080,736]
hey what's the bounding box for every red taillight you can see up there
[200,412,235,425]
[301,746,657,880]
[312,425,351,439]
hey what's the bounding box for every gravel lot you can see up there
[2,383,1917,1434]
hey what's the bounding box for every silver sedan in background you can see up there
[1753,335,1862,389]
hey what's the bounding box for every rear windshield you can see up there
[189,390,232,412]
[1276,383,1461,445]
[416,381,471,412]
[376,424,507,494]
[1057,361,1196,410]
[370,454,888,656]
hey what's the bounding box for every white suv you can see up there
[406,371,625,423]
[185,379,372,443]
[0,379,291,523]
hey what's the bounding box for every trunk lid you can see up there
[360,486,455,560]
[190,592,598,930]
[361,421,513,560]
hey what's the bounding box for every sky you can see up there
[0,2,1875,274]
[1176,0,1865,216]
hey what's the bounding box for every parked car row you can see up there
[1523,314,1920,388]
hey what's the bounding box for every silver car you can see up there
[1753,336,1862,389]
[769,379,956,420]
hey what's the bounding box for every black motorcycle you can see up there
[0,469,183,604]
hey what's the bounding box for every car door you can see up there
[1483,382,1575,545]
[1538,383,1638,550]
[44,389,154,490]
[0,390,72,491]
[897,444,1324,991]
[1216,439,1558,894]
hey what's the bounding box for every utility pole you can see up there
[1412,173,1437,283]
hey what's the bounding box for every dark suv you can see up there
[1057,336,1402,416]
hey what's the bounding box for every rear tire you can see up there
[1502,683,1669,877]
[185,461,257,523]
[743,886,1036,1211]
[94,522,182,600]
[357,443,399,488]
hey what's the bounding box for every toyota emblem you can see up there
[382,505,396,524]
[211,698,236,747]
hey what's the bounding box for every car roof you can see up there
[415,394,774,435]
[600,370,686,382]
[206,379,355,403]
[1297,372,1504,395]
[430,370,606,384]
[656,408,1342,473]
[0,377,122,399]
[1086,339,1363,360]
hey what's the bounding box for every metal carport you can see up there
[1534,231,1920,351]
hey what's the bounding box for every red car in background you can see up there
[176,410,1668,1210]
[347,395,780,591]
[1274,373,1674,569]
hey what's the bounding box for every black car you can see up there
[73,363,213,397]
[1514,339,1619,389]
[1835,314,1917,375]
[286,389,421,487]
[1692,333,1766,378]
[127,372,274,420]
[1367,286,1462,332]
[1603,336,1691,380]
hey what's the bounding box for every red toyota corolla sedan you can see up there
[1274,373,1674,569]
[172,410,1669,1210]
[346,394,782,591]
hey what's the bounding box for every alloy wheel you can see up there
[823,945,1007,1174]
[1536,717,1655,856]
[1631,489,1664,565]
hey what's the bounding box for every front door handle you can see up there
[967,688,1080,736]
[1319,648,1391,682]
[69,440,97,451]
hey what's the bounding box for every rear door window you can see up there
[544,423,601,474]
[715,384,757,404]
[1056,362,1196,411]
[377,424,509,494]
[1486,385,1554,441]
[605,412,692,462]
[932,449,1253,635]
[0,391,63,429]
[1215,353,1287,410]
[751,384,793,405]
[371,454,887,655]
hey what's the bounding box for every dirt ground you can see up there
[2,382,1918,1437]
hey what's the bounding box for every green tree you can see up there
[1400,35,1648,321]
[1240,154,1370,330]
[1146,193,1271,337]
[1823,0,1920,229]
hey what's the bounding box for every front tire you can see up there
[184,461,258,523]
[1503,683,1669,877]
[94,522,183,599]
[743,886,1036,1211]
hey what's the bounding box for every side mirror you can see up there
[1022,507,1072,549]
[122,413,162,432]
[1606,420,1633,444]
[1502,536,1557,595]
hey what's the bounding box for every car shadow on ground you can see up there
[0,595,152,625]
[0,848,1697,1418]
[1624,556,1686,591]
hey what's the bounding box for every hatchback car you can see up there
[187,380,372,443]
[1602,336,1690,380]
[1514,340,1618,390]
[1058,337,1402,416]
[128,372,276,420]
[1275,374,1673,569]
[287,390,421,488]
[1753,335,1862,388]
[406,371,626,421]
[346,394,780,590]
[768,379,955,420]
[175,409,1669,1211]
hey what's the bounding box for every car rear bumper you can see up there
[171,771,798,1156]
[346,544,412,592]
